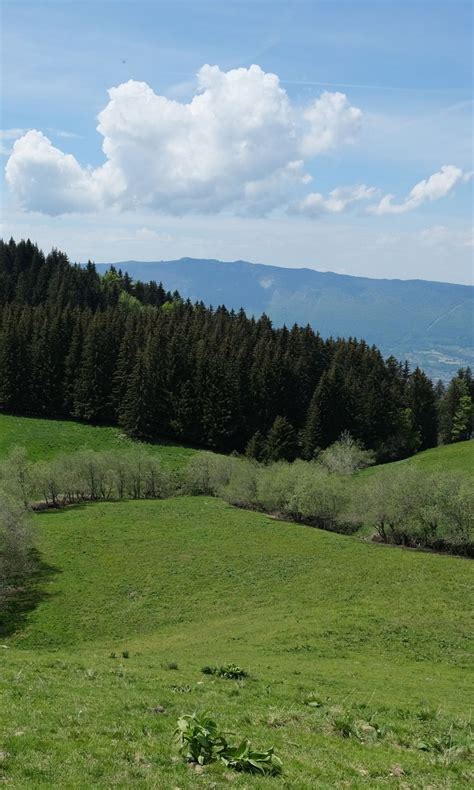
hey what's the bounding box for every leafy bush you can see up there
[318,431,375,475]
[221,738,282,775]
[201,663,249,680]
[174,712,282,775]
[1,446,177,508]
[183,452,236,496]
[174,713,228,765]
[0,495,35,598]
[361,467,474,554]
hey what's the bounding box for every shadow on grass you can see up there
[0,548,60,638]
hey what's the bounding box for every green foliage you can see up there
[221,737,282,775]
[118,290,142,312]
[201,664,249,680]
[0,444,179,507]
[174,712,227,765]
[0,495,35,602]
[264,416,298,462]
[183,452,234,496]
[244,430,265,462]
[360,466,473,553]
[174,713,282,775]
[438,369,473,445]
[451,394,472,442]
[1,238,445,462]
[318,431,375,475]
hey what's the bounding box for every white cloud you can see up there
[370,165,468,215]
[294,184,377,215]
[5,130,116,215]
[300,91,362,156]
[0,128,28,155]
[5,64,362,216]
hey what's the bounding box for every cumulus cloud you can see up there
[5,130,119,215]
[369,165,469,215]
[5,64,362,216]
[300,92,362,156]
[294,184,377,215]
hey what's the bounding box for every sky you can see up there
[1,0,473,283]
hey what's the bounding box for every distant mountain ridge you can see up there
[96,257,473,381]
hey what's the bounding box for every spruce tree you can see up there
[245,430,265,461]
[265,416,298,462]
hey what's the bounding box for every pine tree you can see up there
[451,390,472,442]
[245,430,265,461]
[118,351,154,438]
[407,367,438,450]
[265,416,298,462]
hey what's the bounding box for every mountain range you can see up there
[96,258,473,381]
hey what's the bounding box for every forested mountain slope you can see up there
[97,258,474,381]
[0,239,445,461]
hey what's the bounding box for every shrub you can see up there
[201,663,249,680]
[174,713,282,775]
[319,432,375,475]
[0,495,35,604]
[219,458,259,508]
[0,446,34,506]
[288,462,351,531]
[183,452,235,496]
[174,712,227,765]
[361,467,474,554]
[221,738,282,775]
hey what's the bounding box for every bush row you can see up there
[184,451,473,555]
[1,440,472,557]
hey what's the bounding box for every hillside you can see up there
[358,437,474,481]
[1,416,473,785]
[2,412,471,478]
[2,496,473,787]
[5,239,447,462]
[0,414,195,469]
[97,258,474,381]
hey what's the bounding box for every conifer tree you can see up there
[265,416,298,462]
[245,430,265,461]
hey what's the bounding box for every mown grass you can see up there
[0,413,196,470]
[1,497,473,787]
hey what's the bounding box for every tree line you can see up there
[0,238,472,459]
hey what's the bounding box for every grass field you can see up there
[358,439,474,482]
[1,416,473,786]
[0,413,196,470]
[1,496,473,788]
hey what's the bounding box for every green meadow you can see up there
[0,416,473,787]
[0,413,196,470]
[359,438,474,481]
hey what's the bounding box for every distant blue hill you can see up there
[96,257,474,381]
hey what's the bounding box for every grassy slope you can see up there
[1,411,472,476]
[1,498,473,788]
[1,417,473,786]
[359,439,474,481]
[0,413,196,470]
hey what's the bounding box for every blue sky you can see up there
[1,0,472,282]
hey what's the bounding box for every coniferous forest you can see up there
[0,238,471,460]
